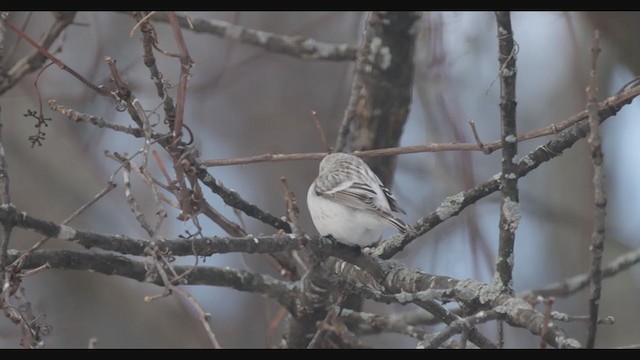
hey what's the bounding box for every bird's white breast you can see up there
[307,184,389,246]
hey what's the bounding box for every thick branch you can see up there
[338,11,421,186]
[495,11,519,294]
[10,249,298,312]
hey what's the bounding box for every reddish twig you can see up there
[310,111,330,152]
[3,17,108,97]
[201,76,640,167]
[166,12,194,142]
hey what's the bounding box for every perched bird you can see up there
[307,153,412,247]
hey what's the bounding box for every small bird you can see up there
[307,153,412,247]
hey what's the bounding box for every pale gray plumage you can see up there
[307,153,412,246]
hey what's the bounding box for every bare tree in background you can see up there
[0,11,638,348]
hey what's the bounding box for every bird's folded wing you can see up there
[315,175,391,214]
[314,175,411,233]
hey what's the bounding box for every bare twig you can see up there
[335,65,362,152]
[423,309,502,349]
[310,111,330,152]
[202,76,640,167]
[104,151,179,208]
[4,12,31,65]
[280,177,303,238]
[540,296,554,349]
[105,56,146,128]
[585,30,605,349]
[340,309,434,340]
[129,11,156,37]
[166,12,194,142]
[132,12,176,129]
[494,11,519,295]
[551,312,614,325]
[468,120,490,154]
[195,166,292,233]
[48,100,161,139]
[0,12,78,95]
[120,156,155,238]
[0,106,11,268]
[0,12,7,73]
[523,245,640,298]
[200,201,247,237]
[2,15,108,97]
[172,286,222,348]
[141,12,358,62]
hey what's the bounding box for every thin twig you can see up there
[120,156,155,237]
[585,30,605,349]
[540,296,554,349]
[494,11,519,295]
[550,312,614,325]
[280,176,303,238]
[423,309,502,349]
[310,111,330,152]
[0,105,12,268]
[195,166,292,233]
[0,12,77,96]
[104,151,179,208]
[4,12,31,65]
[468,119,490,154]
[48,100,160,139]
[172,286,222,348]
[105,56,145,128]
[129,11,156,37]
[523,245,640,298]
[166,12,194,142]
[201,81,634,168]
[335,69,362,153]
[0,12,8,73]
[3,16,108,97]
[376,78,640,259]
[132,11,176,130]
[340,309,433,340]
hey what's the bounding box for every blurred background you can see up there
[0,11,639,348]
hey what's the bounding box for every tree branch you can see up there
[336,11,421,185]
[195,166,292,233]
[522,245,640,298]
[201,80,640,168]
[495,11,519,294]
[141,12,358,62]
[10,249,298,312]
[585,30,605,349]
[375,79,640,259]
[0,12,79,95]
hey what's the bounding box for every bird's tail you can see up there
[388,216,416,236]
